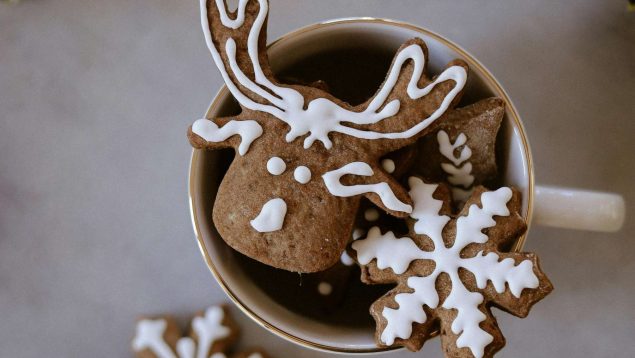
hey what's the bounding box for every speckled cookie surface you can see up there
[414,97,505,204]
[350,178,553,358]
[188,0,469,272]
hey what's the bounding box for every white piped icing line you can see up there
[192,119,263,156]
[293,166,311,184]
[437,130,474,202]
[132,306,231,358]
[266,156,286,175]
[200,0,467,149]
[381,158,396,173]
[352,177,539,358]
[322,162,412,213]
[133,319,176,358]
[250,198,287,232]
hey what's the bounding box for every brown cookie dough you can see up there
[189,0,469,272]
[349,177,553,358]
[414,98,505,204]
[132,305,270,358]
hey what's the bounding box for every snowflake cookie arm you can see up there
[187,305,238,358]
[436,300,506,358]
[350,227,431,284]
[370,283,439,352]
[188,114,264,156]
[452,186,527,252]
[464,251,554,318]
[132,316,182,358]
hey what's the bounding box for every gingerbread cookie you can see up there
[132,305,269,358]
[188,0,469,272]
[350,177,552,358]
[414,98,505,203]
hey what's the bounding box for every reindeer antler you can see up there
[200,0,468,150]
[188,0,473,272]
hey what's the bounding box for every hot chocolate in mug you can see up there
[188,18,625,353]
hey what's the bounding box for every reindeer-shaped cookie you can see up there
[189,0,469,272]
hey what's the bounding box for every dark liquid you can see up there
[278,47,396,106]
[214,47,397,327]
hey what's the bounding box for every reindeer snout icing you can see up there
[189,0,469,272]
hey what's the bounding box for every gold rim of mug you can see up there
[188,17,535,354]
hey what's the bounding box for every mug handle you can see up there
[534,185,625,232]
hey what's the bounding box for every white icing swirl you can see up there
[322,162,412,213]
[192,119,262,155]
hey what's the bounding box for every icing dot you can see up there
[317,282,333,296]
[293,166,311,184]
[340,251,354,266]
[381,158,396,173]
[364,208,380,221]
[266,157,286,175]
[352,228,365,240]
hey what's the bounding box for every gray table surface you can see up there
[1,0,634,357]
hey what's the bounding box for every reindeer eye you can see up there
[293,166,312,184]
[266,157,286,175]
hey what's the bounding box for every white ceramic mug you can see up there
[188,18,625,354]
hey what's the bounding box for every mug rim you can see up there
[188,17,535,354]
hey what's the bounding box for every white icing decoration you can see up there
[293,166,311,184]
[250,198,287,232]
[352,177,539,358]
[352,228,365,240]
[437,130,475,201]
[322,162,412,213]
[364,208,380,221]
[133,319,176,358]
[192,119,262,156]
[192,306,231,358]
[200,0,467,149]
[176,338,195,358]
[132,306,231,358]
[247,353,263,358]
[318,282,333,296]
[213,0,248,29]
[381,158,396,173]
[340,251,354,266]
[266,156,286,175]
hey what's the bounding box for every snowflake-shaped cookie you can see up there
[132,305,268,358]
[351,177,553,358]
